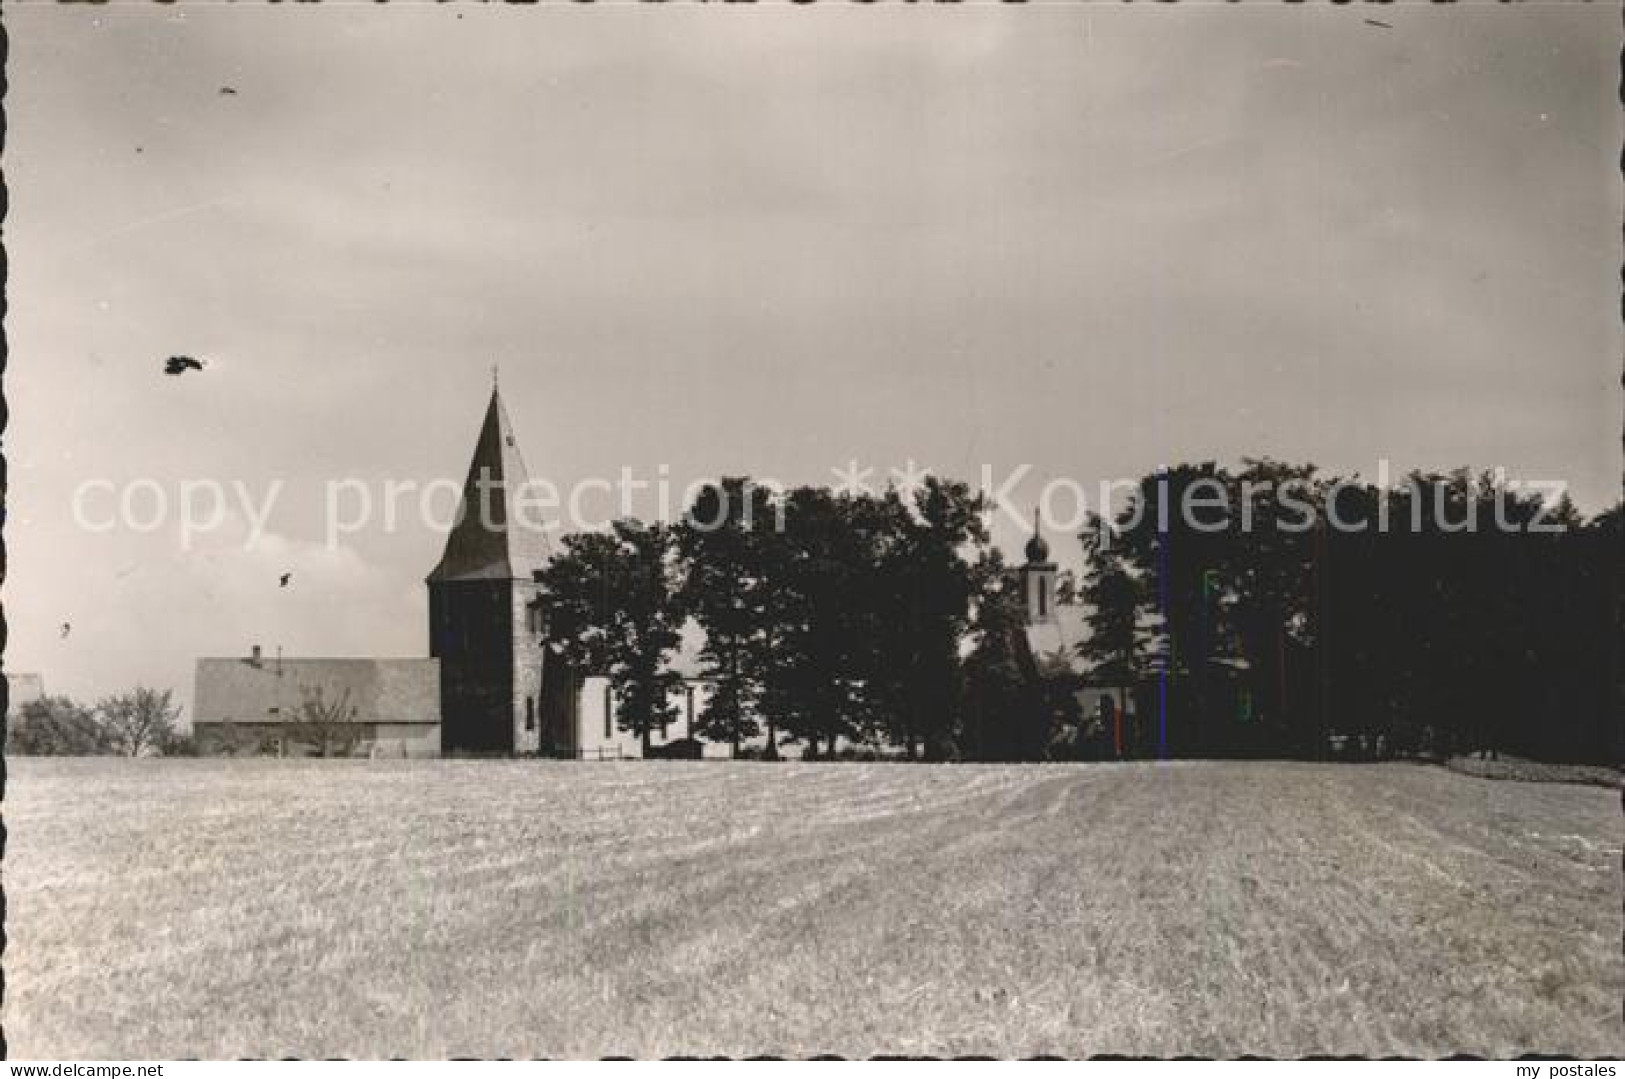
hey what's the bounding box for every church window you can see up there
[1038,576,1049,618]
[603,685,613,740]
[685,686,696,735]
[525,696,535,731]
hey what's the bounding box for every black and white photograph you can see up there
[1,0,1621,1063]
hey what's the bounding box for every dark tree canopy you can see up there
[539,518,686,753]
[8,696,113,756]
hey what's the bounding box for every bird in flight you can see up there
[219,86,238,96]
[1364,18,1393,29]
[279,573,292,588]
[164,356,204,376]
[60,622,71,639]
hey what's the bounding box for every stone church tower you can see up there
[426,384,553,754]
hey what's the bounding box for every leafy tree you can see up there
[960,557,1044,761]
[676,477,990,761]
[539,519,686,753]
[1219,460,1328,755]
[675,479,780,756]
[1092,464,1246,755]
[868,478,990,759]
[1584,502,1624,763]
[97,686,182,757]
[7,695,111,756]
[1053,568,1080,606]
[1308,471,1586,760]
[754,487,901,758]
[1079,513,1148,752]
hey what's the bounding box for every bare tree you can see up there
[286,685,364,758]
[96,687,182,757]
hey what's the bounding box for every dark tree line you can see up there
[21,461,1614,767]
[539,476,1024,760]
[541,460,1619,764]
[1079,462,1621,764]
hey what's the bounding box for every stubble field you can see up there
[3,758,1619,1058]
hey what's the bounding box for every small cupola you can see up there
[1024,529,1050,565]
[1019,509,1058,625]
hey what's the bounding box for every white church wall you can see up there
[575,675,642,760]
[576,676,733,759]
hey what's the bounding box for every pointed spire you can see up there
[1025,506,1051,565]
[427,385,553,583]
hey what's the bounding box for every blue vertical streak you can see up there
[1157,510,1169,761]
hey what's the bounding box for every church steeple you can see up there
[427,384,552,584]
[426,384,552,755]
[1020,509,1058,626]
[1024,507,1050,564]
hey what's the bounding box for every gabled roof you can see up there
[427,386,553,583]
[194,657,441,726]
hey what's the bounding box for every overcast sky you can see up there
[7,3,1620,714]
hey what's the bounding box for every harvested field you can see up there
[3,759,1619,1058]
